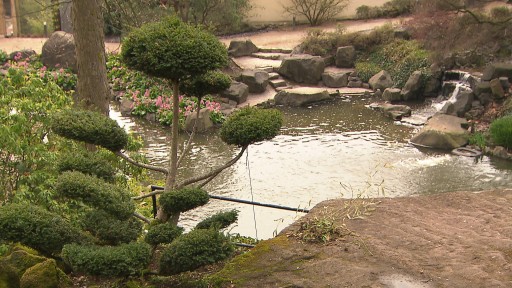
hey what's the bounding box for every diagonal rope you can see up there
[245,147,258,239]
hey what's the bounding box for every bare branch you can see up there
[177,145,248,189]
[442,0,512,25]
[176,98,200,169]
[132,189,163,200]
[133,211,152,224]
[115,151,169,175]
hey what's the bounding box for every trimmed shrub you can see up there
[61,242,151,276]
[145,223,184,246]
[56,171,135,220]
[195,210,239,230]
[51,109,128,151]
[490,116,512,149]
[159,187,209,215]
[0,204,85,255]
[180,70,232,98]
[159,229,234,274]
[57,152,116,182]
[83,210,142,245]
[121,17,228,81]
[220,107,282,147]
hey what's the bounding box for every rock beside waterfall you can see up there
[410,114,469,150]
[274,87,331,107]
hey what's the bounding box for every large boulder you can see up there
[278,55,325,85]
[322,72,349,88]
[401,71,423,100]
[228,40,259,57]
[335,46,356,68]
[221,81,249,104]
[369,70,393,91]
[482,63,512,81]
[20,259,71,288]
[452,90,474,117]
[237,69,269,93]
[274,87,331,107]
[410,114,469,150]
[423,76,442,97]
[369,103,411,121]
[9,49,36,61]
[41,31,77,72]
[490,78,505,99]
[185,108,214,133]
[382,88,402,102]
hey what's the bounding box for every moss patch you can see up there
[20,259,71,288]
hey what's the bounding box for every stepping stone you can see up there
[270,79,287,88]
[256,66,274,73]
[268,72,280,80]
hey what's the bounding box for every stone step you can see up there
[275,86,293,92]
[251,52,284,60]
[270,79,288,89]
[268,72,280,80]
[255,66,275,73]
[258,48,293,54]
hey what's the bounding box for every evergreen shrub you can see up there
[51,109,128,151]
[159,187,210,215]
[490,116,512,149]
[61,242,151,276]
[145,223,184,246]
[195,210,239,230]
[83,210,142,245]
[159,229,234,274]
[180,70,232,98]
[57,152,116,182]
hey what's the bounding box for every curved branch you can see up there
[131,189,164,200]
[133,212,151,224]
[177,98,201,169]
[177,145,248,189]
[115,151,169,175]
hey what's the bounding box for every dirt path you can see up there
[214,190,512,287]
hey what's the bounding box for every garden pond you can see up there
[111,94,512,239]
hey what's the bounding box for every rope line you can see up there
[246,147,258,240]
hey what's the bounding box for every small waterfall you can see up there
[432,71,474,111]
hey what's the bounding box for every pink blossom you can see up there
[40,66,47,72]
[144,89,150,98]
[155,96,163,107]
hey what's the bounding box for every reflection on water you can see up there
[111,95,512,239]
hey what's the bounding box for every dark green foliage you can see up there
[0,204,85,255]
[121,17,228,81]
[180,70,232,98]
[0,262,20,288]
[83,210,142,245]
[61,242,151,276]
[355,62,382,83]
[195,210,239,230]
[490,116,512,149]
[220,106,282,147]
[0,49,8,64]
[55,171,135,220]
[159,229,234,274]
[51,109,128,151]
[57,152,116,182]
[356,0,416,19]
[159,187,209,215]
[145,223,184,246]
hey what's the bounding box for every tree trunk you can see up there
[72,0,110,115]
[51,0,61,31]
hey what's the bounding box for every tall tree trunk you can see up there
[72,0,110,115]
[51,0,61,31]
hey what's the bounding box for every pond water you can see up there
[111,95,512,239]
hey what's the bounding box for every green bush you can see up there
[145,223,184,246]
[490,116,512,149]
[57,152,116,182]
[195,210,238,230]
[61,242,151,276]
[355,62,382,83]
[83,210,142,245]
[121,17,228,81]
[55,171,135,220]
[19,259,71,288]
[159,229,234,274]
[180,70,232,98]
[220,107,282,147]
[0,204,85,255]
[51,109,128,152]
[159,187,209,215]
[356,0,416,19]
[0,49,8,64]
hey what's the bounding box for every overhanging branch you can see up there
[115,151,169,175]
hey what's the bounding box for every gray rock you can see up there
[228,40,259,57]
[374,89,383,98]
[499,77,510,91]
[185,108,214,133]
[41,31,77,72]
[452,91,475,117]
[442,82,457,97]
[278,55,325,85]
[274,87,331,107]
[322,72,349,88]
[348,80,362,88]
[9,49,36,61]
[490,78,505,99]
[482,63,512,81]
[369,70,393,91]
[268,72,280,80]
[120,98,134,116]
[362,83,370,89]
[401,71,423,100]
[221,81,249,104]
[382,88,402,102]
[423,76,441,97]
[474,81,492,96]
[410,114,469,150]
[237,69,269,93]
[270,79,287,88]
[335,46,356,68]
[369,103,411,120]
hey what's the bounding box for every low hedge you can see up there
[56,171,135,220]
[159,187,209,215]
[61,242,151,276]
[220,107,282,147]
[145,223,184,246]
[159,229,234,274]
[83,210,142,245]
[0,204,85,255]
[51,109,128,151]
[195,210,238,230]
